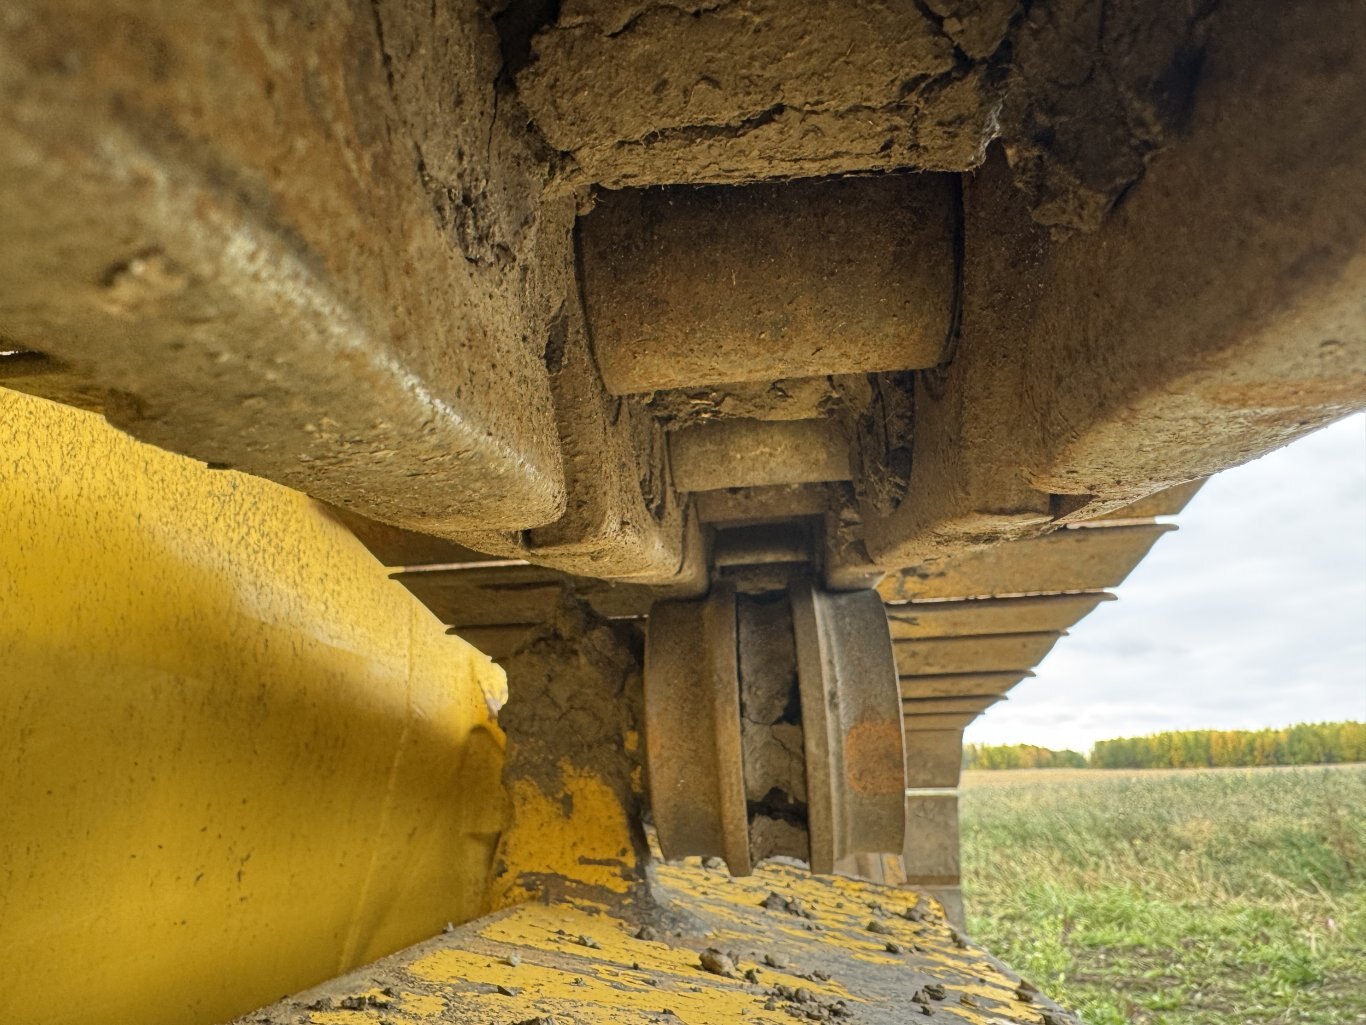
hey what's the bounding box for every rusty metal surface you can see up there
[644,585,751,874]
[581,176,954,392]
[893,632,1065,676]
[879,524,1176,602]
[790,584,906,875]
[886,592,1115,639]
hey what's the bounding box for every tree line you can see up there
[964,721,1366,771]
[962,743,1088,770]
[1090,722,1366,769]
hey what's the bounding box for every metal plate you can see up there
[893,631,1065,675]
[789,583,906,874]
[899,670,1032,698]
[878,523,1176,602]
[644,585,751,874]
[398,564,658,628]
[885,592,1114,639]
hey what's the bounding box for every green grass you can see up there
[960,765,1366,1025]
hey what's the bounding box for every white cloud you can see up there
[965,413,1366,753]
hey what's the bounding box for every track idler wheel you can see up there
[644,581,905,875]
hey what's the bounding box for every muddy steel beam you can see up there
[864,0,1366,562]
[0,0,572,536]
[1098,479,1207,521]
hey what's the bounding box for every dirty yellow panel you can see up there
[235,859,1071,1024]
[0,388,508,1025]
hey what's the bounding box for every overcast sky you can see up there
[965,412,1366,753]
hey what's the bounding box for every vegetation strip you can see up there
[962,764,1366,1025]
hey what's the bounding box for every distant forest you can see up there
[964,721,1366,770]
[963,743,1088,770]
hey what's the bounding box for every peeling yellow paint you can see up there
[398,992,449,1016]
[239,858,1060,1025]
[489,761,640,908]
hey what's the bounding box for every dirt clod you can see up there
[699,948,737,977]
[760,891,814,918]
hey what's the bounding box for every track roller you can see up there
[644,580,905,875]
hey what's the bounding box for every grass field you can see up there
[959,764,1366,1024]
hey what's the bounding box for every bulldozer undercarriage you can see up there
[2,0,1364,1021]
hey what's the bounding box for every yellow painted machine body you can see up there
[0,388,508,1025]
[1,386,1066,1025]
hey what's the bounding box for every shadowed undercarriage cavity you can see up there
[3,0,1364,942]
